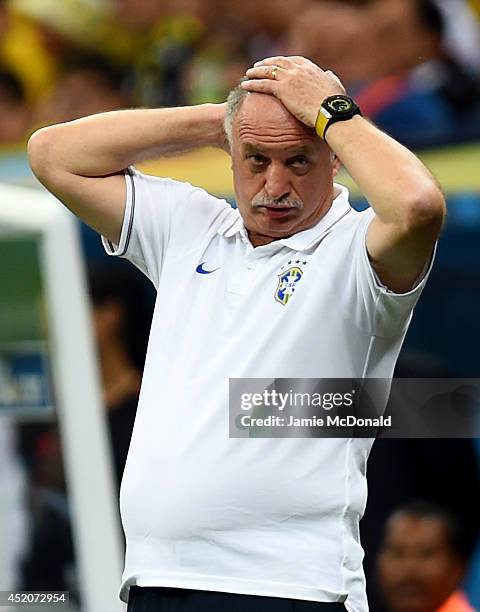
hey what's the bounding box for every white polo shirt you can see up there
[102,167,433,612]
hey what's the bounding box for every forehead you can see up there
[386,515,449,546]
[234,93,320,154]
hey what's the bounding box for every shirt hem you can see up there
[119,572,348,605]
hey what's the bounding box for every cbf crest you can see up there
[275,262,306,305]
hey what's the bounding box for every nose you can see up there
[264,162,291,201]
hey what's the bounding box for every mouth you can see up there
[390,582,425,602]
[262,206,296,219]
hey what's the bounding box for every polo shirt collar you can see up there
[218,183,352,251]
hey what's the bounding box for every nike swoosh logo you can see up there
[196,262,220,274]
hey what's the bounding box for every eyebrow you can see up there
[243,143,267,155]
[242,143,312,156]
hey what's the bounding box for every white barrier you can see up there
[0,184,125,611]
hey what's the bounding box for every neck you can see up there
[247,232,280,247]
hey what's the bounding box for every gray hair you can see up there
[224,81,249,149]
[223,82,333,158]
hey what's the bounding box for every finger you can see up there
[245,65,286,80]
[240,79,278,95]
[253,56,293,69]
[325,70,345,90]
[278,55,309,65]
[326,69,341,82]
[253,55,307,68]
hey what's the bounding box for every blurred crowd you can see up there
[0,0,480,149]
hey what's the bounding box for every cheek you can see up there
[299,169,333,203]
[377,556,405,584]
[234,169,263,201]
[423,558,455,584]
[295,182,321,209]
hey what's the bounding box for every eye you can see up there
[289,156,309,168]
[246,154,269,172]
[247,154,268,165]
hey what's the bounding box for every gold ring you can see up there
[271,66,278,80]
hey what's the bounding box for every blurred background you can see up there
[0,0,479,610]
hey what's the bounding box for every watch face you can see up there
[325,96,354,115]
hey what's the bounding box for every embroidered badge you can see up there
[275,266,304,305]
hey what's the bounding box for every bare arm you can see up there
[324,115,445,292]
[242,56,446,292]
[27,104,227,244]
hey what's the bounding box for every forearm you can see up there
[326,116,445,226]
[28,104,225,178]
[242,56,444,225]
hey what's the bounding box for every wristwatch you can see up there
[315,95,362,142]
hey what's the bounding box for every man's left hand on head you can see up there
[241,56,346,129]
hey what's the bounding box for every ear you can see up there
[332,155,342,178]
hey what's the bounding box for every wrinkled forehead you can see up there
[234,92,320,154]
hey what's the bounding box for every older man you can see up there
[28,57,444,612]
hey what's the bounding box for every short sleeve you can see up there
[340,208,436,338]
[102,167,233,287]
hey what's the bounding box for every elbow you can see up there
[27,125,63,182]
[28,127,52,180]
[403,184,446,236]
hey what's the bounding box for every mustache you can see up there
[252,195,303,209]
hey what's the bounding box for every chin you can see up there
[259,224,295,237]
